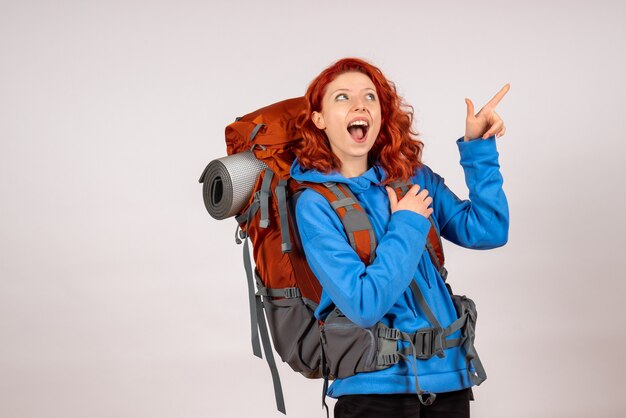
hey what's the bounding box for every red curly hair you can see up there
[296,57,424,184]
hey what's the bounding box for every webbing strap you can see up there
[425,239,448,283]
[249,123,265,141]
[458,310,487,385]
[425,216,448,282]
[256,285,301,299]
[330,197,356,209]
[237,196,262,357]
[341,185,377,263]
[235,197,260,230]
[275,179,292,253]
[442,302,487,385]
[255,292,287,414]
[464,336,487,385]
[242,220,262,358]
[389,180,410,196]
[443,314,467,338]
[241,197,287,413]
[409,280,445,358]
[325,183,362,254]
[396,330,436,406]
[259,169,273,228]
[320,344,330,418]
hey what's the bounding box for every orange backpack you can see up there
[199,97,482,414]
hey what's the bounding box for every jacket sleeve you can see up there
[295,191,432,328]
[423,135,509,249]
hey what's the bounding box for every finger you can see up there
[386,186,398,207]
[465,98,475,118]
[485,83,510,110]
[417,188,430,199]
[424,196,433,207]
[497,126,506,138]
[482,120,504,139]
[407,184,421,196]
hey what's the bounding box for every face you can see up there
[312,71,382,172]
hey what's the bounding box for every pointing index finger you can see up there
[485,83,511,109]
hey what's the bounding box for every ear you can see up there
[311,111,326,130]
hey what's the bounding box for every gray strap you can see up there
[242,215,262,358]
[325,183,377,263]
[320,344,330,418]
[425,240,442,272]
[465,340,487,385]
[443,314,467,338]
[330,197,355,209]
[425,238,448,282]
[444,300,487,385]
[409,280,445,358]
[444,338,462,348]
[238,195,262,357]
[256,286,301,299]
[255,293,287,414]
[341,186,377,263]
[259,170,274,228]
[459,310,487,385]
[249,123,265,141]
[235,196,260,227]
[275,179,292,253]
[389,180,410,196]
[425,216,448,281]
[396,331,436,406]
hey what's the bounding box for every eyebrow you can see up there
[329,87,376,95]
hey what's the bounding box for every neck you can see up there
[339,159,369,178]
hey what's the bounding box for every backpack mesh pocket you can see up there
[262,296,322,378]
[320,309,378,379]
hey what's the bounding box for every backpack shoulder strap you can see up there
[299,179,448,283]
[298,181,376,265]
[389,180,448,283]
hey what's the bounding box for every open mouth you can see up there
[347,120,369,142]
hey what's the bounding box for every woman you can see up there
[290,57,509,418]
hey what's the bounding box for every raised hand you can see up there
[464,83,510,141]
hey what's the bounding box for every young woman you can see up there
[290,57,510,418]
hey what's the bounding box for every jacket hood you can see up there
[290,158,387,193]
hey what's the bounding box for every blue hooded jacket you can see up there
[290,135,509,398]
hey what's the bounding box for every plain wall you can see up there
[1,0,625,417]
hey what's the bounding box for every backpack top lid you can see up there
[225,97,307,179]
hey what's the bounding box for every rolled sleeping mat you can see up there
[199,150,268,220]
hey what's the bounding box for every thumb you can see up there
[465,98,475,118]
[385,186,397,208]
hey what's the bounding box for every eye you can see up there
[335,93,348,101]
[366,93,376,101]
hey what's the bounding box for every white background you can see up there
[1,0,625,417]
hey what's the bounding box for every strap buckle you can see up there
[413,328,436,359]
[377,326,400,340]
[283,287,301,299]
[377,353,400,367]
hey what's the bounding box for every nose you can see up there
[352,97,366,112]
